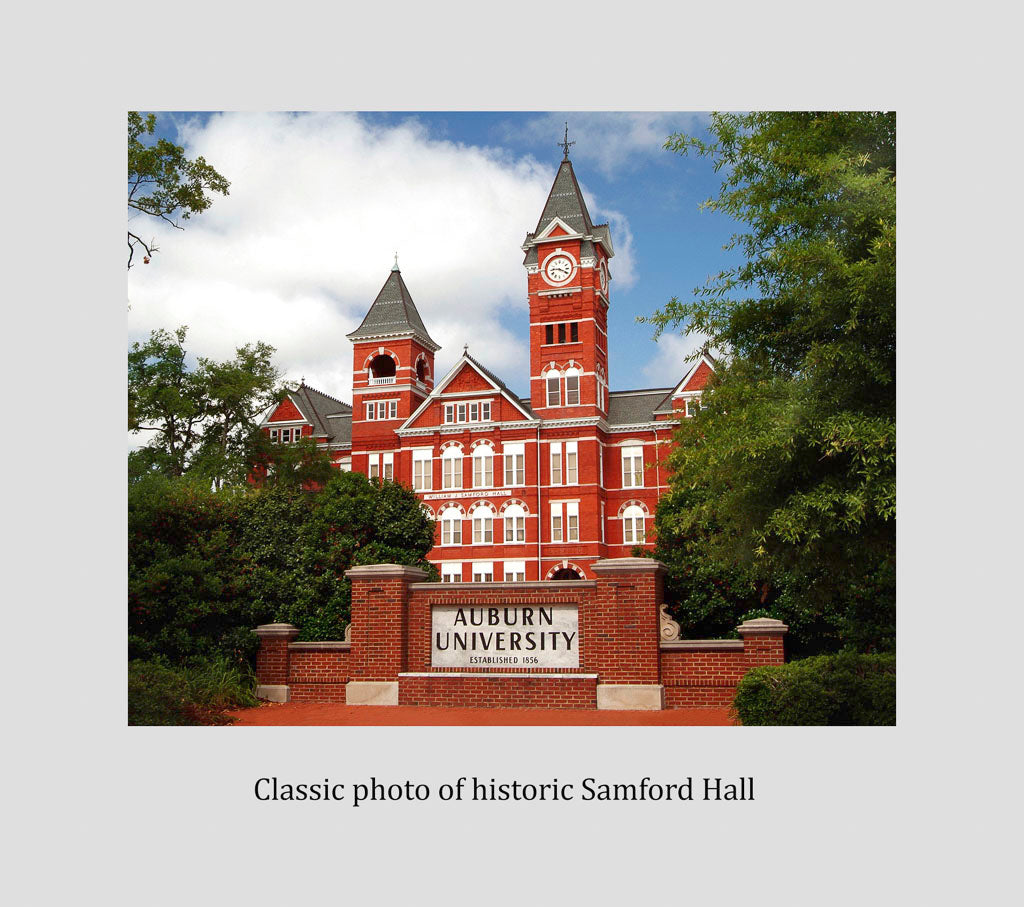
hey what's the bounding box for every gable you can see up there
[679,360,714,393]
[443,363,494,394]
[268,397,305,422]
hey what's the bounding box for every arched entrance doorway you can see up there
[547,562,585,580]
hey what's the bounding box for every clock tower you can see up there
[522,142,613,419]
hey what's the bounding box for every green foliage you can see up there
[128,656,259,726]
[646,112,895,653]
[128,474,263,663]
[129,472,437,662]
[128,112,230,268]
[733,653,896,726]
[128,326,281,486]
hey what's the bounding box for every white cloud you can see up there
[641,330,714,386]
[508,112,709,179]
[128,112,623,403]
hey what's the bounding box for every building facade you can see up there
[261,151,715,581]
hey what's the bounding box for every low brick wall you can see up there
[287,642,351,703]
[398,673,598,709]
[252,562,788,710]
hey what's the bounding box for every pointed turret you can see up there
[346,265,439,351]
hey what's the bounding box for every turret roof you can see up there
[346,267,439,350]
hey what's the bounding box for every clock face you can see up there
[599,262,608,292]
[544,255,574,284]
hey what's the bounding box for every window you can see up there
[565,368,580,405]
[504,443,525,486]
[570,322,578,343]
[685,398,700,418]
[565,441,578,484]
[622,446,644,488]
[600,501,606,543]
[504,504,526,543]
[472,507,494,544]
[472,562,494,583]
[622,505,646,544]
[550,442,562,485]
[382,452,393,481]
[472,446,493,489]
[412,450,432,491]
[442,447,463,490]
[557,323,566,343]
[441,563,462,583]
[368,453,379,480]
[545,324,554,344]
[444,400,492,424]
[364,400,397,421]
[598,444,604,486]
[504,561,526,582]
[546,372,560,407]
[551,503,563,542]
[566,502,579,541]
[440,506,462,546]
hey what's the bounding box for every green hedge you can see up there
[733,652,896,726]
[128,656,260,726]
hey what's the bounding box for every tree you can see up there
[645,112,895,653]
[128,326,281,486]
[128,112,230,269]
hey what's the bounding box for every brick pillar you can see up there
[738,617,789,666]
[344,563,427,705]
[254,623,299,702]
[590,557,666,710]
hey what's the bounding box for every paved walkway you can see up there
[226,702,736,726]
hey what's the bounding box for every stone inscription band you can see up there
[431,604,579,669]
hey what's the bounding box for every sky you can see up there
[127,111,742,405]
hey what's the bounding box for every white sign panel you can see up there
[431,605,579,669]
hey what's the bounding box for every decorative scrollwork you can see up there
[344,622,352,643]
[660,604,681,641]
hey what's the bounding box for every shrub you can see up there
[128,656,259,726]
[733,652,896,726]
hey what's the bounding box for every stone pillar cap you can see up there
[736,617,789,635]
[253,622,300,639]
[590,557,666,574]
[345,563,429,579]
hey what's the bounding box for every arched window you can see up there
[416,357,429,383]
[368,354,396,382]
[470,503,495,544]
[565,366,581,406]
[439,506,463,546]
[472,444,493,489]
[441,446,463,490]
[622,504,646,545]
[544,368,561,407]
[503,503,526,543]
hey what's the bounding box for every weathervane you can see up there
[392,251,399,271]
[559,122,575,161]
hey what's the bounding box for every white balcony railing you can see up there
[368,376,396,385]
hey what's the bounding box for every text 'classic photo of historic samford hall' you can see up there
[258,149,715,582]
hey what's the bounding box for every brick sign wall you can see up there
[253,559,788,711]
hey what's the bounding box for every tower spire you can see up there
[559,122,575,161]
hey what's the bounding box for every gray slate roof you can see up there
[288,384,351,442]
[346,267,439,349]
[606,388,673,426]
[533,160,595,236]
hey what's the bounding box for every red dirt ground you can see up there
[225,702,736,726]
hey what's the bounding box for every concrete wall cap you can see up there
[345,564,429,579]
[590,557,666,574]
[411,580,597,592]
[253,623,300,639]
[661,639,744,651]
[288,641,351,651]
[736,617,790,635]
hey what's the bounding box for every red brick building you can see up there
[261,151,715,581]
